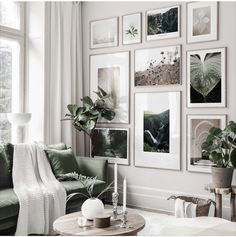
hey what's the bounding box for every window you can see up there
[0,2,24,143]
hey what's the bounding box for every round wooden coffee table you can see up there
[53,210,145,236]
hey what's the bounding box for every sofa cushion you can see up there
[47,143,67,150]
[45,148,79,178]
[0,189,19,221]
[4,143,14,187]
[0,145,12,189]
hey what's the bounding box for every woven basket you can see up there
[168,195,215,217]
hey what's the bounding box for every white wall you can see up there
[82,1,236,218]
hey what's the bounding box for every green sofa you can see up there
[0,144,107,235]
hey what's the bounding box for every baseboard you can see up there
[124,185,232,220]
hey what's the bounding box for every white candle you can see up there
[114,163,117,193]
[123,177,127,212]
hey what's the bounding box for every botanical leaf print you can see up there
[126,25,138,38]
[190,52,221,98]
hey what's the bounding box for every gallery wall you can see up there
[81,1,236,218]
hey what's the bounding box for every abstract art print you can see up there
[122,13,141,45]
[146,5,180,41]
[90,52,129,123]
[90,17,118,49]
[91,128,129,165]
[187,48,226,107]
[187,2,218,43]
[135,45,181,86]
[135,92,180,170]
[187,115,226,173]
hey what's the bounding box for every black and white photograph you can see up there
[122,13,141,45]
[135,45,181,86]
[90,52,130,123]
[146,5,180,41]
[187,115,226,173]
[91,128,129,165]
[135,92,180,170]
[90,17,118,49]
[187,2,218,43]
[187,48,226,107]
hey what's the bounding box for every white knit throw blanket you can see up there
[12,143,66,235]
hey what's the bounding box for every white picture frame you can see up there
[135,45,181,86]
[187,47,226,108]
[135,92,181,170]
[90,52,130,124]
[122,12,142,45]
[187,2,218,43]
[187,115,226,173]
[146,5,180,41]
[90,17,118,49]
[91,128,129,165]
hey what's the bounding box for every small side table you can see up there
[205,184,236,222]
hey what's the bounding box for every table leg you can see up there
[215,193,222,218]
[230,193,236,222]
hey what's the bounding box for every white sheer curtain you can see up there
[45,2,84,153]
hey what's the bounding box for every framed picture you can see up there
[146,5,180,41]
[135,92,181,170]
[90,17,118,49]
[122,13,142,45]
[90,52,130,124]
[91,128,129,165]
[135,45,181,86]
[187,48,226,107]
[187,115,226,173]
[187,2,218,43]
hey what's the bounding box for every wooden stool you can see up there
[205,184,236,222]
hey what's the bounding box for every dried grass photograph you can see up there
[135,45,181,86]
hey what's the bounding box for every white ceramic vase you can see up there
[81,198,104,220]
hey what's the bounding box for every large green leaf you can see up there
[211,151,222,163]
[98,86,107,96]
[81,96,94,107]
[102,109,116,121]
[228,136,236,147]
[67,104,78,116]
[201,140,213,151]
[230,149,236,168]
[209,127,222,137]
[190,52,221,97]
[227,121,236,133]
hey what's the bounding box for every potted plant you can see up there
[201,121,236,188]
[64,87,115,155]
[66,174,113,220]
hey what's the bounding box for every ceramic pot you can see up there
[211,167,234,188]
[81,198,104,220]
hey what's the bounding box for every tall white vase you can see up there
[7,113,31,143]
[81,198,104,220]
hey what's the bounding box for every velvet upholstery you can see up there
[0,144,108,233]
[0,146,11,189]
[45,148,80,177]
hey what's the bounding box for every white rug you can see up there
[126,207,236,236]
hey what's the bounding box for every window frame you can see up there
[0,2,25,113]
[0,2,25,37]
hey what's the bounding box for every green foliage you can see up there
[201,121,236,168]
[66,174,114,201]
[63,87,115,138]
[143,142,168,153]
